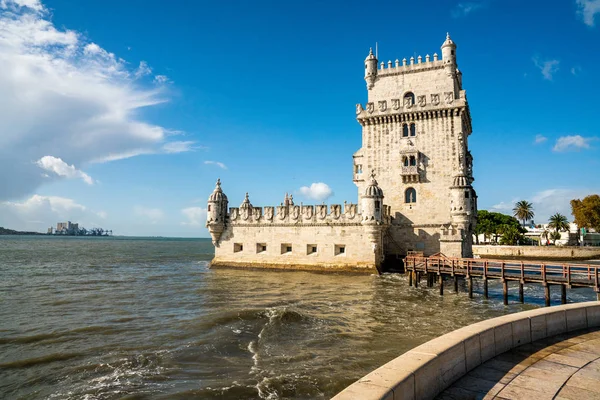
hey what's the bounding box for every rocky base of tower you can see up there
[209,259,378,274]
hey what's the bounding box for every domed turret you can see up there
[361,171,384,224]
[240,192,252,209]
[441,32,457,76]
[206,179,229,245]
[365,48,378,90]
[450,172,472,224]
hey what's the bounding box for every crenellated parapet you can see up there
[228,202,363,226]
[377,54,444,77]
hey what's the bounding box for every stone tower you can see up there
[361,171,386,263]
[206,178,228,245]
[353,33,477,258]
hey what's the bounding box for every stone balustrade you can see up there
[332,301,600,400]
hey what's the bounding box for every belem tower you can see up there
[206,34,477,273]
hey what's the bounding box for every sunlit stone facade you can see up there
[207,34,477,273]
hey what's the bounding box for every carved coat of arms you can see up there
[252,208,261,221]
[265,207,274,221]
[241,208,250,221]
[277,206,287,220]
[291,206,300,220]
[356,103,364,115]
[304,206,313,220]
[417,95,426,107]
[346,204,356,219]
[378,100,387,112]
[230,208,238,221]
[404,97,413,108]
[431,93,440,106]
[392,99,400,110]
[366,102,374,114]
[317,205,327,219]
[444,92,454,104]
[331,204,340,219]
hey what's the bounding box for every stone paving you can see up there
[436,328,600,400]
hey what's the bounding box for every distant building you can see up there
[207,34,477,273]
[56,221,79,235]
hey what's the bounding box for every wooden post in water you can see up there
[415,271,420,288]
[544,284,551,307]
[483,278,488,299]
[502,280,508,305]
[519,281,524,303]
[468,276,473,299]
[454,276,458,293]
[561,285,567,304]
[439,274,444,295]
[408,270,413,286]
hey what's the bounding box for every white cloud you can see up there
[489,200,515,213]
[0,194,107,232]
[577,0,600,27]
[134,60,152,79]
[35,155,94,185]
[571,66,582,75]
[181,207,207,226]
[154,75,169,84]
[163,141,196,154]
[0,1,194,201]
[533,57,560,80]
[134,205,163,223]
[553,135,596,152]
[298,182,333,202]
[204,160,227,169]
[534,134,547,144]
[451,1,486,17]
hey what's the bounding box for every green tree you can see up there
[548,213,569,234]
[571,195,600,232]
[475,210,525,244]
[549,231,562,245]
[499,225,524,245]
[513,200,534,227]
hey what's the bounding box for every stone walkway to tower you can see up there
[436,328,600,400]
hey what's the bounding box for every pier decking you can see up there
[404,253,600,306]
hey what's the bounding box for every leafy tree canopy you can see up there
[513,200,534,225]
[548,213,570,233]
[475,210,526,243]
[571,194,600,231]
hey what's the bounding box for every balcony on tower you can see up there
[400,151,421,183]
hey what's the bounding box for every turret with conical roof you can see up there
[364,48,378,90]
[441,32,457,76]
[206,178,228,245]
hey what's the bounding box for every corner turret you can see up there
[441,32,457,76]
[365,48,378,90]
[206,178,228,245]
[361,171,384,224]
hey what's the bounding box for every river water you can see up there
[1,236,597,399]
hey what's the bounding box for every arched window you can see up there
[402,124,409,137]
[404,92,415,106]
[409,156,416,166]
[410,123,416,136]
[403,156,409,166]
[405,187,417,203]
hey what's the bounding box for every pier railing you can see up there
[404,254,600,306]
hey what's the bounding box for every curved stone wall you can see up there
[332,301,600,400]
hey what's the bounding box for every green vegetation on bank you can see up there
[0,227,44,235]
[473,210,526,245]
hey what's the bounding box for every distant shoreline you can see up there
[0,227,44,235]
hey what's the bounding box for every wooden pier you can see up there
[404,253,600,306]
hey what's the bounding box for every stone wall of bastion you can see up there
[211,202,391,273]
[473,245,600,261]
[332,301,600,400]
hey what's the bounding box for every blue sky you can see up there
[1,0,599,236]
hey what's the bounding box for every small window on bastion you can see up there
[402,124,409,137]
[410,123,416,136]
[208,205,211,211]
[281,244,292,254]
[307,244,317,255]
[335,245,346,255]
[405,188,417,204]
[234,243,243,253]
[257,243,267,253]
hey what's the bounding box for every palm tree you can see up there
[549,231,562,245]
[548,213,569,234]
[513,200,534,227]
